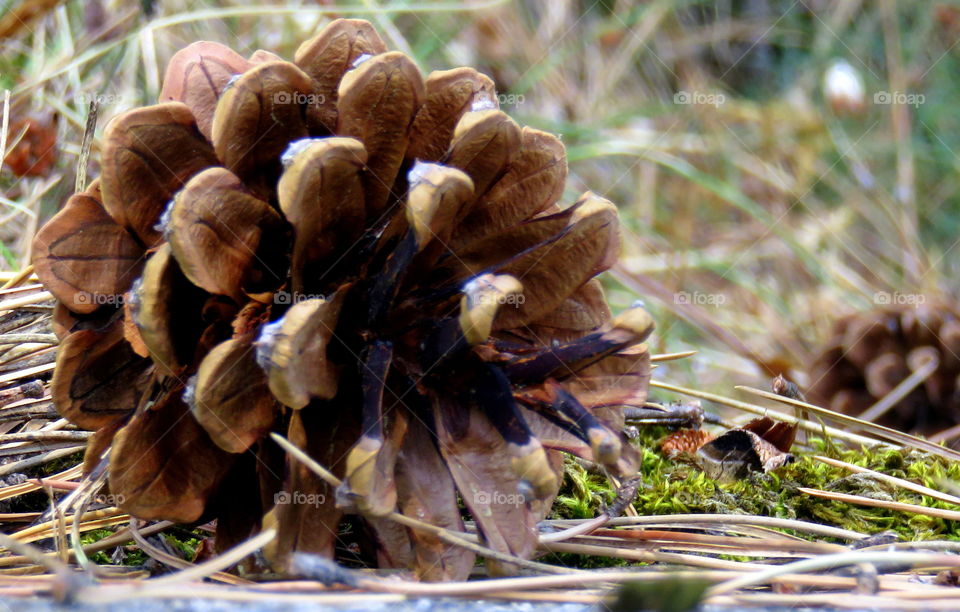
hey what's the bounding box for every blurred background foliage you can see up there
[2,0,958,395]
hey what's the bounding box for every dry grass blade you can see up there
[549,514,868,541]
[708,550,960,596]
[76,529,276,603]
[0,445,84,478]
[127,518,250,586]
[737,385,960,461]
[650,350,696,362]
[651,379,884,448]
[798,487,960,522]
[813,455,960,506]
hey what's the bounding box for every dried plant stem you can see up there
[0,532,81,600]
[0,430,89,444]
[539,514,609,543]
[0,445,84,478]
[0,521,172,571]
[737,385,960,461]
[813,455,960,506]
[0,465,81,501]
[0,291,53,312]
[709,550,960,596]
[0,270,37,284]
[651,380,883,448]
[588,528,846,554]
[650,350,697,362]
[549,514,867,541]
[11,508,126,544]
[858,353,938,423]
[0,362,55,385]
[75,529,275,603]
[127,518,251,586]
[270,432,577,575]
[541,540,766,570]
[0,268,36,290]
[0,333,57,345]
[799,487,960,521]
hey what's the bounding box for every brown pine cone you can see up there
[807,302,960,437]
[31,19,654,579]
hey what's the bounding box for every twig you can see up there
[0,445,84,477]
[0,430,90,444]
[0,333,57,345]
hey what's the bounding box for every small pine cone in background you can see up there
[31,19,655,580]
[807,303,960,438]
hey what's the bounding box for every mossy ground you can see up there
[547,425,960,568]
[553,425,960,541]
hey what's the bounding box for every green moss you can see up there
[79,529,147,566]
[551,426,960,543]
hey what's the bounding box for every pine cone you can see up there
[807,303,960,436]
[32,19,654,579]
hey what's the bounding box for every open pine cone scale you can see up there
[32,19,654,579]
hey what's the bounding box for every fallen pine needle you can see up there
[813,455,960,506]
[798,487,960,521]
